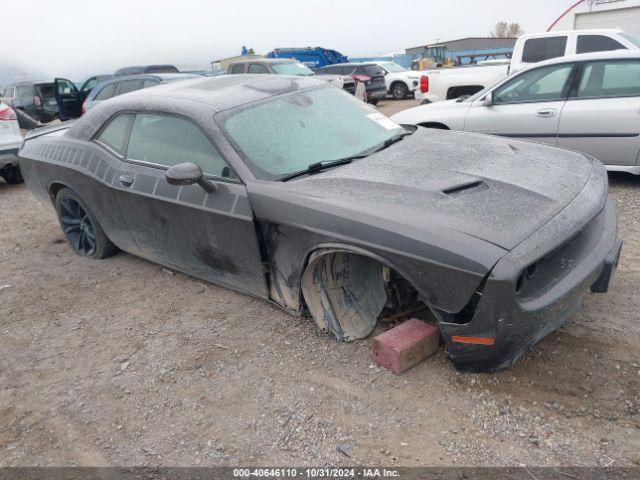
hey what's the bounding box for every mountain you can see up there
[0,54,49,87]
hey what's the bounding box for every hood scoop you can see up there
[442,180,488,197]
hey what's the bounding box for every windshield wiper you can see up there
[279,155,367,182]
[279,127,417,182]
[372,128,416,154]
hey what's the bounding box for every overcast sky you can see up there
[4,0,568,80]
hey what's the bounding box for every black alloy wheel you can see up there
[58,196,97,256]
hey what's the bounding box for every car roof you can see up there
[94,73,198,86]
[104,73,195,83]
[104,74,327,112]
[530,49,640,69]
[321,62,374,67]
[528,28,624,37]
[230,58,297,64]
[8,81,43,87]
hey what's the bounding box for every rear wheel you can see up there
[391,82,408,100]
[2,165,24,184]
[369,98,380,106]
[54,188,117,259]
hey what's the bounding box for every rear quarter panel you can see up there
[19,134,136,251]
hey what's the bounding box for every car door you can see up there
[113,112,268,298]
[464,62,576,146]
[54,78,83,120]
[558,59,640,167]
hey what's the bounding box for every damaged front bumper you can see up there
[437,162,621,372]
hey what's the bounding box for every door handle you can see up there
[536,108,556,117]
[118,175,134,187]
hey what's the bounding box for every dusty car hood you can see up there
[281,128,597,251]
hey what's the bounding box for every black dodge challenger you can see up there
[18,75,622,372]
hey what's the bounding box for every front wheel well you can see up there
[300,249,430,341]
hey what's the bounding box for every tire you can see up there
[301,252,386,342]
[2,165,24,184]
[54,188,118,259]
[391,82,409,100]
[369,98,380,106]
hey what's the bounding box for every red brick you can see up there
[370,319,440,374]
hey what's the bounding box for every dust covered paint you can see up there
[18,75,622,372]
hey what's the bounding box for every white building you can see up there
[549,0,640,37]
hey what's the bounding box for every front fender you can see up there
[257,221,492,317]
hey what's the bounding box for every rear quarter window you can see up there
[522,36,567,63]
[117,80,143,95]
[577,35,626,54]
[94,83,116,100]
[96,114,133,155]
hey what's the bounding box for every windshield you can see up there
[220,86,404,180]
[272,63,314,76]
[620,32,640,48]
[380,62,407,73]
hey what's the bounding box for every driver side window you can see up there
[126,114,235,179]
[493,63,574,104]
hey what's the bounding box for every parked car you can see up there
[52,75,112,121]
[227,58,356,94]
[0,103,24,183]
[316,62,387,104]
[374,61,421,99]
[77,74,112,94]
[114,65,179,76]
[3,81,58,122]
[72,73,200,117]
[392,50,640,175]
[415,29,640,103]
[18,76,620,372]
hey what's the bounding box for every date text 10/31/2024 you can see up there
[232,468,401,478]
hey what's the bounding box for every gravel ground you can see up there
[0,99,639,467]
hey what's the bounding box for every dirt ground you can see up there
[1,99,639,467]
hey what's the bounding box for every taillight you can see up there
[420,75,429,93]
[0,107,17,121]
[352,74,371,83]
[34,95,42,107]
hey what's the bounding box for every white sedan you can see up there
[0,102,23,183]
[392,50,640,175]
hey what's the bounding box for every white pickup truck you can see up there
[415,29,640,103]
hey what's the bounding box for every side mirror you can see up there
[165,162,216,193]
[482,92,494,106]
